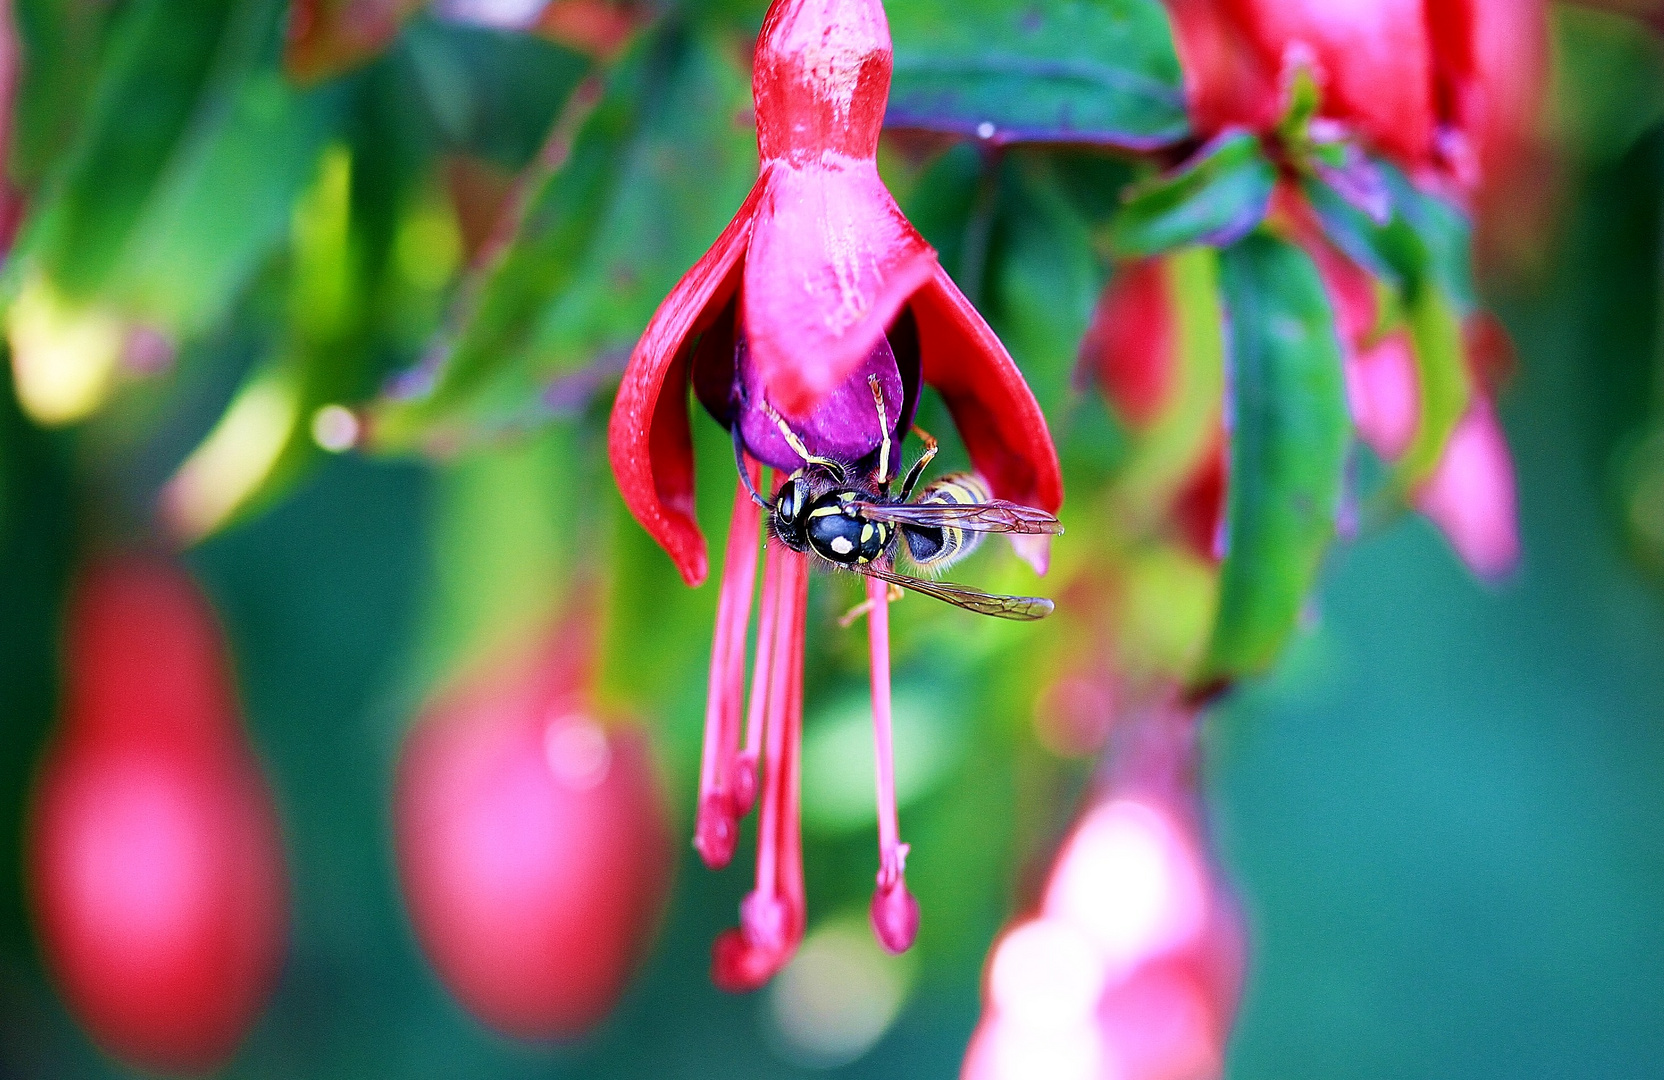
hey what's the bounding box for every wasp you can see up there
[735,377,1063,620]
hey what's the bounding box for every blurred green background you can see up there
[1,3,1663,1078]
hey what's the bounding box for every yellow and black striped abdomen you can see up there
[900,472,991,569]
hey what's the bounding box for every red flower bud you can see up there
[394,621,673,1039]
[28,557,287,1074]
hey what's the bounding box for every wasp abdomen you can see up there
[902,472,991,569]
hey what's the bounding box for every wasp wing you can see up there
[853,563,1055,621]
[850,499,1063,536]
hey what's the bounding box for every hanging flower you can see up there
[962,702,1244,1080]
[609,0,1062,990]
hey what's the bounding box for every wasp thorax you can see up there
[805,493,891,566]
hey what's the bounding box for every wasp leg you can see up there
[762,398,845,479]
[869,374,892,487]
[837,582,906,628]
[732,423,770,508]
[898,426,939,502]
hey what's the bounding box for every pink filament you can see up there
[866,576,918,954]
[694,465,763,870]
[712,545,808,993]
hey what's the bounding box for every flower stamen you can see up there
[695,466,763,869]
[712,543,809,992]
[865,575,919,954]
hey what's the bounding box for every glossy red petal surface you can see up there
[912,264,1063,517]
[753,0,891,163]
[742,163,937,419]
[609,180,767,587]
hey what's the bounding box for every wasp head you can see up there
[770,472,810,550]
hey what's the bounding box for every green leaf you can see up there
[1205,232,1350,680]
[401,18,591,171]
[886,0,1188,149]
[105,75,345,336]
[371,27,756,448]
[13,0,244,299]
[12,0,111,186]
[1109,132,1276,258]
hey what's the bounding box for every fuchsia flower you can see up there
[962,703,1243,1080]
[1164,0,1547,197]
[609,0,1062,990]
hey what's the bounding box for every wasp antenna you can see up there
[869,375,892,486]
[733,424,771,508]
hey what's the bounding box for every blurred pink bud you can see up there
[1083,259,1177,431]
[1345,332,1418,461]
[29,557,287,1073]
[1415,397,1521,579]
[963,706,1243,1080]
[395,617,673,1039]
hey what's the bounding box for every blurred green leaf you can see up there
[885,0,1187,149]
[801,686,965,835]
[372,26,756,449]
[1397,283,1471,489]
[8,0,344,341]
[401,18,591,170]
[1301,170,1475,491]
[1303,167,1476,312]
[1109,133,1276,258]
[1205,232,1349,680]
[106,75,346,335]
[161,138,401,543]
[11,0,110,186]
[413,425,592,688]
[985,152,1105,418]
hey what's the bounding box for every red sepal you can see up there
[608,184,764,587]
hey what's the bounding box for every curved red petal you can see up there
[608,180,767,586]
[742,164,937,419]
[1165,0,1281,137]
[1428,0,1548,195]
[911,264,1063,563]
